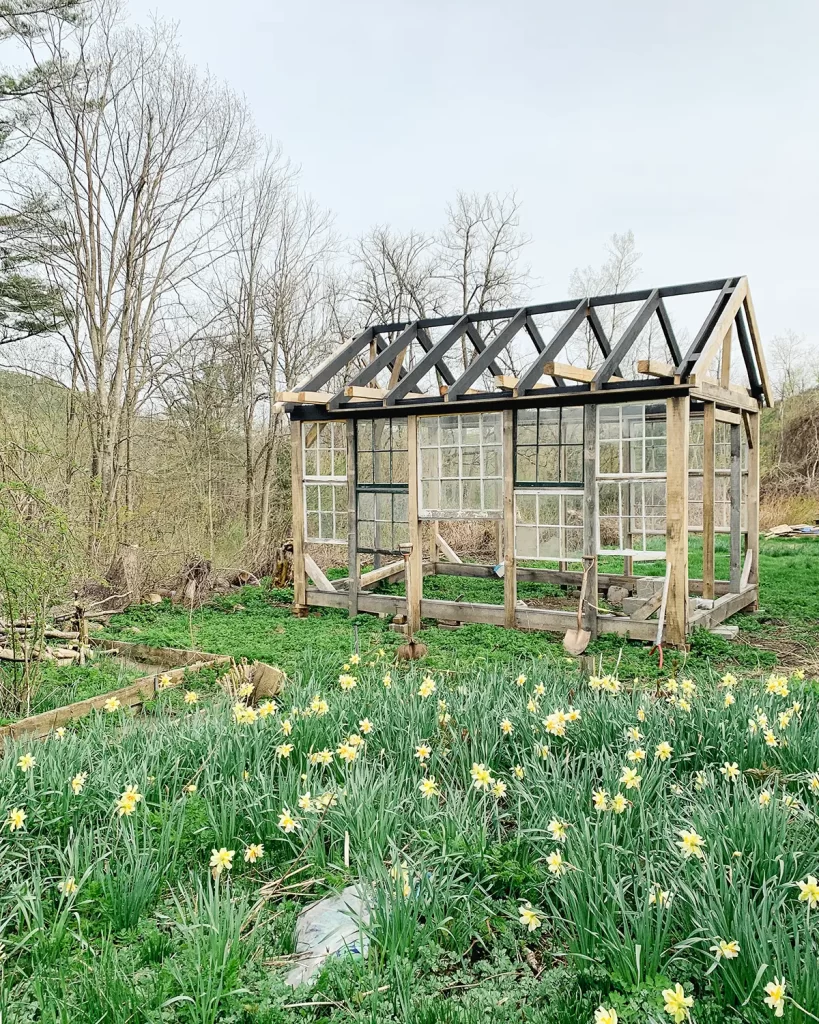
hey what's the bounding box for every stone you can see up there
[606,585,630,607]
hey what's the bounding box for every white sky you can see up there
[129,0,819,346]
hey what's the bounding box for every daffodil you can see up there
[71,772,87,795]
[649,887,670,906]
[677,828,706,859]
[759,790,772,807]
[763,977,786,1017]
[637,706,646,722]
[662,982,693,1022]
[710,938,740,960]
[594,1008,618,1024]
[415,743,432,762]
[275,743,294,758]
[547,819,568,842]
[491,779,507,799]
[627,726,643,743]
[720,761,740,781]
[359,718,373,734]
[500,718,513,736]
[546,850,566,875]
[115,785,142,817]
[184,690,198,705]
[278,808,300,833]
[620,767,641,790]
[336,742,358,765]
[611,792,628,813]
[382,673,392,688]
[470,763,493,791]
[724,692,736,707]
[655,741,673,761]
[338,673,357,691]
[232,703,257,725]
[418,676,436,698]
[244,843,264,863]
[518,902,542,931]
[54,727,66,740]
[209,847,235,875]
[627,748,646,762]
[515,673,527,687]
[157,674,172,689]
[797,875,819,908]
[103,697,121,713]
[17,752,35,772]
[593,789,609,811]
[513,765,525,780]
[419,777,439,799]
[349,653,360,666]
[4,807,26,832]
[58,876,78,895]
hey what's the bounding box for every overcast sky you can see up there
[128,0,818,347]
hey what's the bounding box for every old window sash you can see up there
[596,402,668,558]
[514,406,584,487]
[355,417,410,556]
[514,490,584,561]
[418,411,503,519]
[687,419,749,532]
[303,421,348,544]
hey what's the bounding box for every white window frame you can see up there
[418,411,503,520]
[514,489,584,562]
[302,421,348,545]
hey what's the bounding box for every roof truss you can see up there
[288,277,771,413]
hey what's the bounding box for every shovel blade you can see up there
[563,627,591,655]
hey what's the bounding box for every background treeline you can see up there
[0,0,816,591]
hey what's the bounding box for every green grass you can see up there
[0,655,817,1022]
[0,660,142,725]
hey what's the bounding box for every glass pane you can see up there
[304,450,317,477]
[482,413,502,444]
[333,450,347,476]
[539,494,559,525]
[357,419,373,451]
[564,494,584,526]
[462,447,480,477]
[391,418,408,451]
[623,405,645,437]
[380,523,393,550]
[441,480,459,511]
[336,512,348,536]
[422,480,439,511]
[306,512,319,539]
[537,446,559,482]
[318,450,331,476]
[357,451,373,484]
[374,452,391,484]
[516,446,537,483]
[421,448,438,480]
[372,420,391,450]
[516,525,537,558]
[599,441,620,475]
[598,481,621,517]
[320,512,333,538]
[461,414,481,445]
[538,526,560,559]
[441,447,459,477]
[562,445,583,483]
[358,521,374,548]
[319,484,333,510]
[393,522,409,547]
[303,423,318,449]
[483,478,501,511]
[331,422,345,450]
[483,445,502,477]
[565,527,583,557]
[305,485,319,511]
[516,493,537,525]
[598,406,621,440]
[562,407,583,444]
[440,415,459,446]
[517,408,537,445]
[538,409,559,444]
[462,479,481,510]
[393,493,408,522]
[645,439,666,473]
[376,492,392,520]
[626,439,643,474]
[419,416,439,447]
[318,422,332,448]
[358,492,375,519]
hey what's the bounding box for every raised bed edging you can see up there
[0,644,230,748]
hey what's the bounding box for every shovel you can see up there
[563,558,593,655]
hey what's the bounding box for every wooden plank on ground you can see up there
[435,533,463,564]
[630,589,665,622]
[359,559,405,588]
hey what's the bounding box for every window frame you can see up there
[354,417,410,557]
[418,411,503,520]
[514,406,584,488]
[302,420,348,545]
[514,489,584,562]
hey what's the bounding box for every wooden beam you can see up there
[495,374,552,391]
[720,324,732,389]
[742,288,773,407]
[346,420,359,618]
[278,390,333,404]
[502,408,516,627]
[745,411,760,604]
[729,421,742,593]
[543,362,623,385]
[690,380,760,414]
[291,421,307,610]
[434,533,463,564]
[582,404,598,637]
[593,289,660,386]
[688,278,748,381]
[638,359,676,378]
[307,588,406,616]
[702,402,716,602]
[359,559,405,589]
[406,416,423,634]
[304,553,335,593]
[689,586,757,629]
[665,395,689,645]
[630,588,665,622]
[715,408,742,425]
[740,548,753,589]
[344,385,431,401]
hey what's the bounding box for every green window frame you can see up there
[356,417,409,556]
[514,407,584,487]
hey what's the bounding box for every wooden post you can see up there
[720,325,732,389]
[745,410,760,606]
[406,415,423,635]
[291,420,307,613]
[665,396,690,646]
[346,419,359,617]
[502,408,516,627]
[729,420,742,593]
[702,402,716,602]
[582,404,598,637]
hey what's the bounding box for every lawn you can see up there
[0,654,817,1023]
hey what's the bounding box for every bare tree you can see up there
[2,0,253,555]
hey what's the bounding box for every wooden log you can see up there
[544,362,624,384]
[689,587,757,629]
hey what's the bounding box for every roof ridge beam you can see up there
[592,289,660,387]
[515,300,589,395]
[446,308,528,401]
